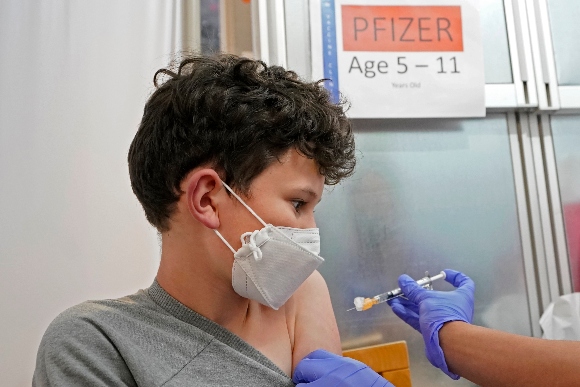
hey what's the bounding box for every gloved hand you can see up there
[387,269,475,380]
[292,349,394,387]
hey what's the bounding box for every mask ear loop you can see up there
[214,229,236,254]
[220,181,268,228]
[213,180,268,255]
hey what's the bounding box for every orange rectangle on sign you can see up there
[342,6,463,52]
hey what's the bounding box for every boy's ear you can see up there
[183,169,223,229]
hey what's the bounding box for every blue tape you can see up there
[321,0,340,103]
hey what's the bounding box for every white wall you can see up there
[0,1,195,385]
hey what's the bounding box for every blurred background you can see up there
[1,1,580,386]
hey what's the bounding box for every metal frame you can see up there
[508,112,543,337]
[509,111,574,332]
[516,113,554,312]
[252,0,288,67]
[524,0,580,111]
[525,0,560,111]
[484,0,539,110]
[538,114,573,294]
[528,115,562,301]
[284,0,312,80]
[190,0,202,52]
[521,0,577,299]
[500,0,538,109]
[163,0,201,53]
[307,0,324,82]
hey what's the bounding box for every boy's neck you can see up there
[155,228,255,332]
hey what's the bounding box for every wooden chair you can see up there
[343,341,412,387]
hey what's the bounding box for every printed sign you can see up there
[310,0,485,118]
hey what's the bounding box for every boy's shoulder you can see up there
[40,286,215,351]
[33,288,212,386]
[33,290,153,386]
[44,289,155,335]
[290,271,342,365]
[37,289,165,360]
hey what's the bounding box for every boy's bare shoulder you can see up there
[290,271,342,368]
[293,270,332,305]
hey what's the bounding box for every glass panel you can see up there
[316,114,530,386]
[546,0,580,85]
[551,115,580,291]
[480,0,513,84]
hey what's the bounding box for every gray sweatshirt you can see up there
[33,280,295,387]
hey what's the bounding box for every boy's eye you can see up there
[292,200,306,212]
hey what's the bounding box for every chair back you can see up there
[343,341,412,387]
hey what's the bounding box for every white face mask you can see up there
[214,181,324,310]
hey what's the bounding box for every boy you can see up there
[33,54,357,386]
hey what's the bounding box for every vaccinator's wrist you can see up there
[439,321,470,346]
[423,321,459,380]
[437,321,471,377]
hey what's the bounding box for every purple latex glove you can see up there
[388,269,475,380]
[292,349,394,387]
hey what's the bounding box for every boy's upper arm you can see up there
[291,270,342,370]
[33,309,136,387]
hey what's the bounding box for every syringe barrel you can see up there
[373,271,446,304]
[374,288,401,303]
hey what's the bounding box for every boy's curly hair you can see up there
[128,54,355,231]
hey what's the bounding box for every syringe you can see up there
[347,271,446,312]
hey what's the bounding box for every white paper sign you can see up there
[310,0,485,118]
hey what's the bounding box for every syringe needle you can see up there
[346,307,356,311]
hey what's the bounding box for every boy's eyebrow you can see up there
[300,188,322,203]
